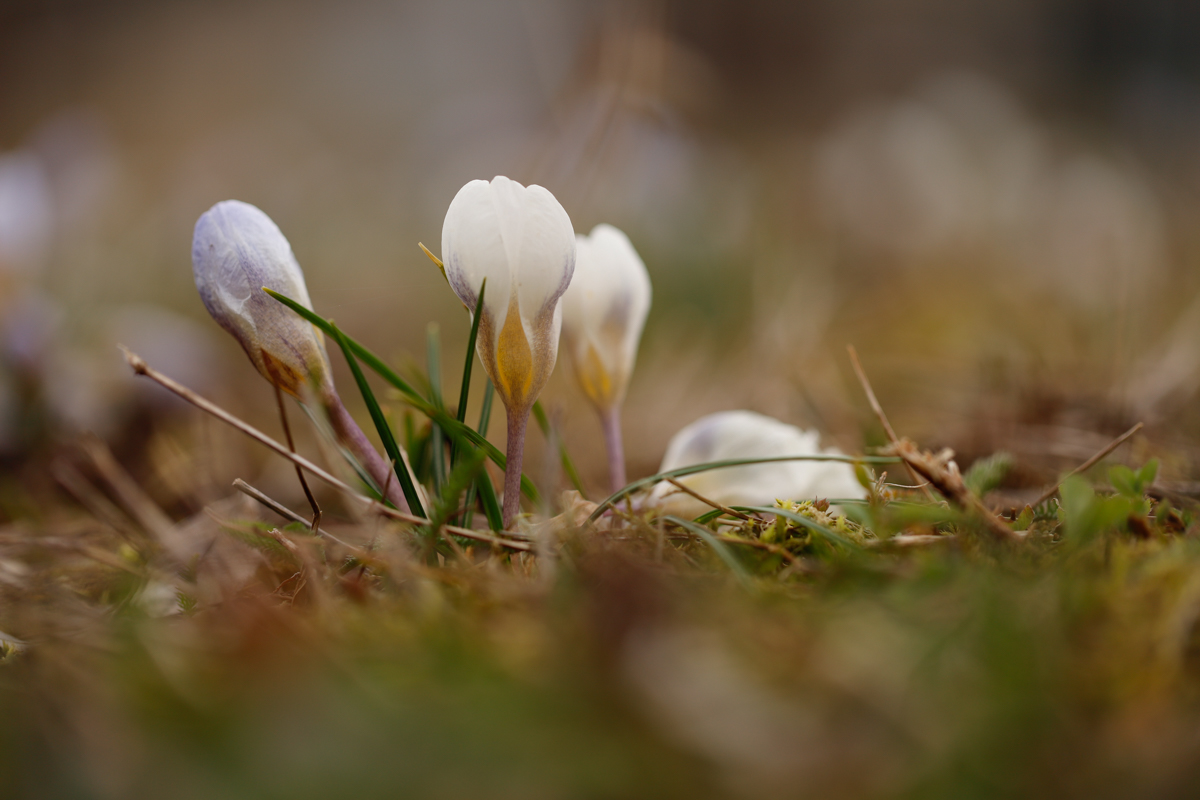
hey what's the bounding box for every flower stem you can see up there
[601,405,626,493]
[503,405,530,528]
[323,390,411,512]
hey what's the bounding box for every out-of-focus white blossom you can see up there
[192,200,331,400]
[441,175,575,415]
[561,224,651,413]
[650,410,864,516]
[0,150,54,276]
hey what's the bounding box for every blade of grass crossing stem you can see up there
[265,288,539,504]
[451,280,486,467]
[465,380,502,531]
[426,323,445,493]
[532,401,585,494]
[329,322,425,517]
[665,515,752,588]
[735,505,862,552]
[586,454,901,523]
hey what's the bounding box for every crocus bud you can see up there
[561,224,651,413]
[192,200,331,401]
[650,411,865,516]
[191,200,410,512]
[560,223,650,492]
[441,176,575,415]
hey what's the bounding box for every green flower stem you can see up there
[323,389,410,512]
[503,406,530,528]
[601,406,626,494]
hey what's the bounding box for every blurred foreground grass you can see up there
[3,455,1200,800]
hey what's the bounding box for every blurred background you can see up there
[2,0,1200,513]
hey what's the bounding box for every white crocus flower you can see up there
[193,200,332,400]
[561,224,651,492]
[192,200,410,511]
[441,176,576,526]
[650,411,865,517]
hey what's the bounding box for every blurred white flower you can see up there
[561,223,651,490]
[192,199,332,401]
[0,150,54,276]
[441,175,575,525]
[650,410,864,516]
[562,224,651,412]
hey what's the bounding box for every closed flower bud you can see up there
[441,176,575,415]
[561,224,651,413]
[192,200,331,400]
[651,411,865,516]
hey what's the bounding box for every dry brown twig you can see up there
[847,345,936,500]
[1030,422,1144,508]
[232,478,359,552]
[122,347,532,553]
[885,439,1019,543]
[664,478,752,521]
[274,385,322,534]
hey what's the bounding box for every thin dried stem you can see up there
[887,439,1019,543]
[715,533,798,565]
[275,385,322,534]
[1031,421,1144,508]
[847,345,936,500]
[123,347,532,551]
[78,435,176,542]
[232,478,359,552]
[664,477,752,521]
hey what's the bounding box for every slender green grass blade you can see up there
[477,475,503,531]
[664,515,752,588]
[464,380,502,531]
[477,380,495,437]
[586,454,901,523]
[426,323,445,493]
[265,287,539,503]
[532,401,585,494]
[450,279,486,471]
[456,281,485,427]
[329,322,425,517]
[734,505,862,552]
[427,449,487,557]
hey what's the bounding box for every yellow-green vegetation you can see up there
[3,453,1200,800]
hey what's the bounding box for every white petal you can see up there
[561,223,651,409]
[442,179,514,329]
[652,411,865,515]
[192,200,328,397]
[440,176,575,410]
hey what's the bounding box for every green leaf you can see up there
[264,287,540,504]
[1013,505,1034,531]
[455,280,486,429]
[464,380,502,532]
[329,322,425,518]
[1060,475,1131,543]
[428,449,488,555]
[664,515,752,588]
[963,452,1013,497]
[1109,465,1137,498]
[427,323,445,493]
[1136,458,1159,491]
